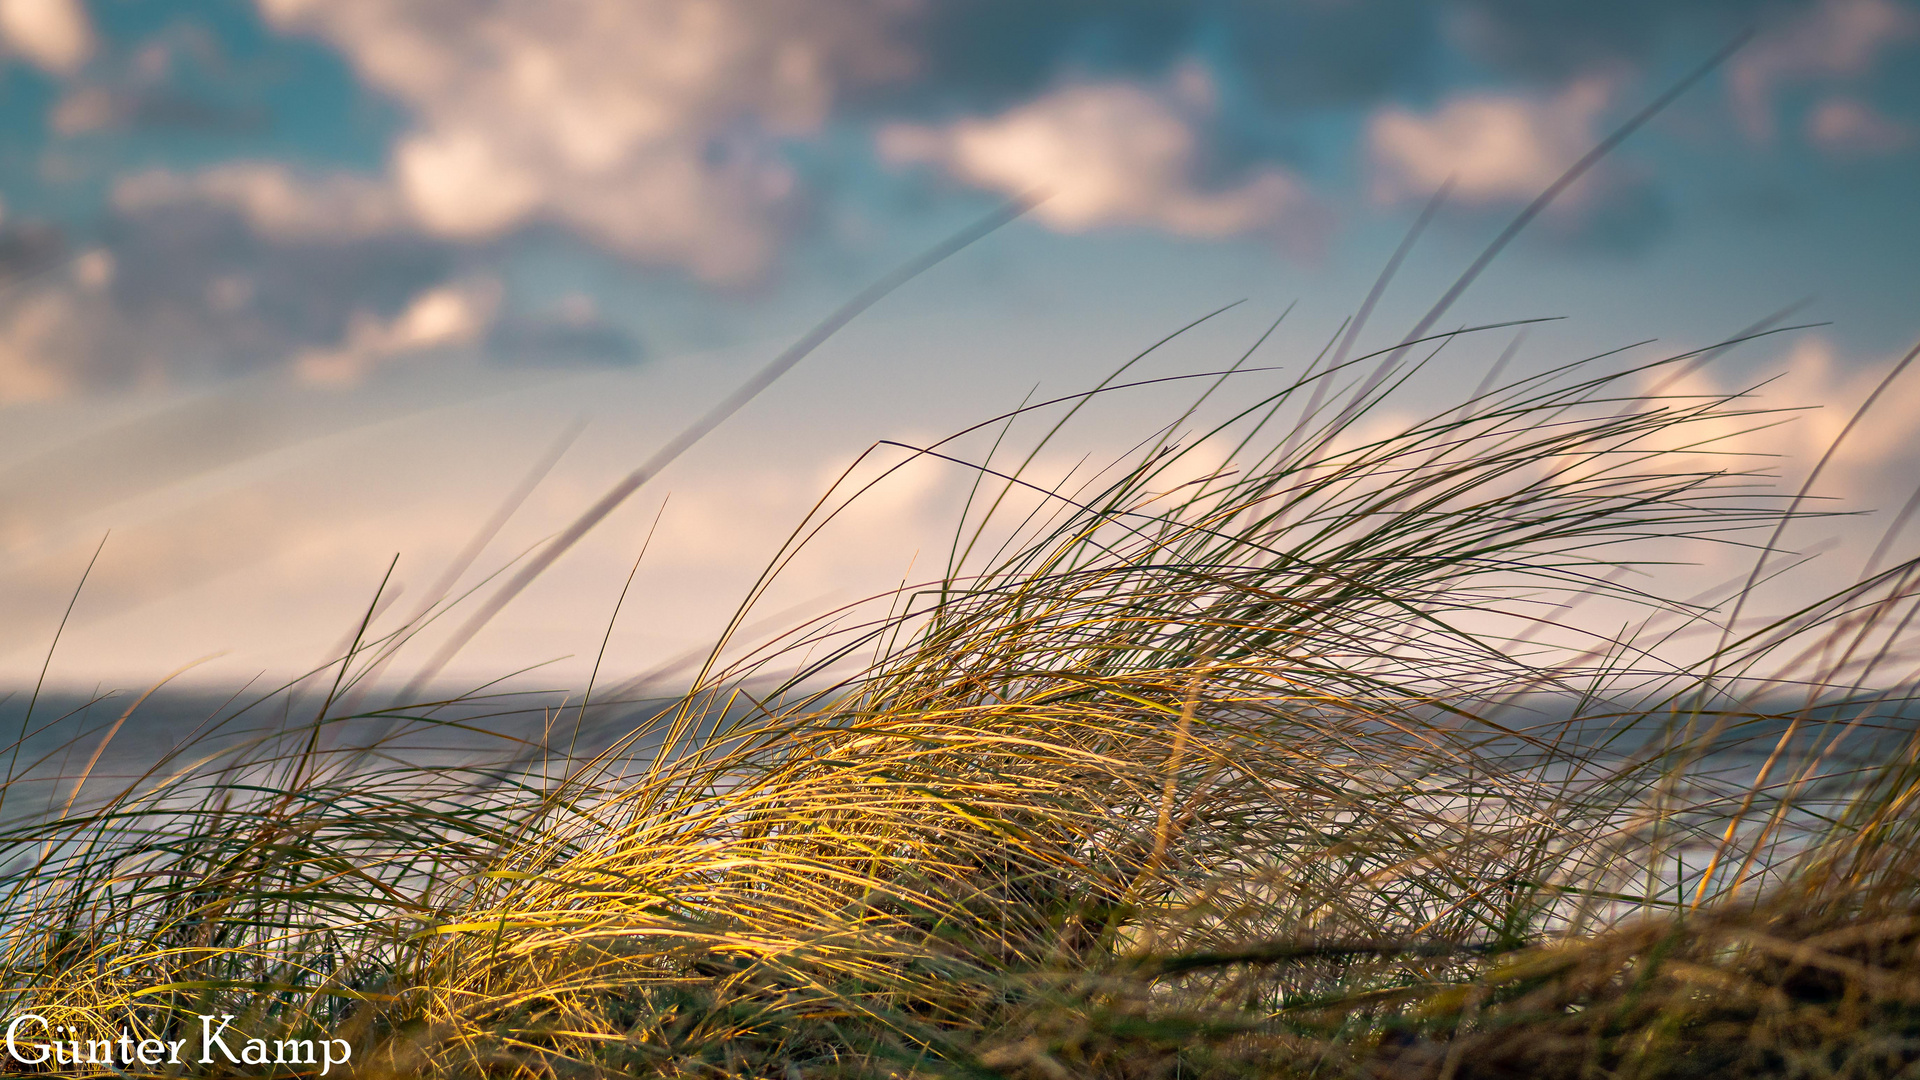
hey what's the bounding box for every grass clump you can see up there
[3,317,1919,1080]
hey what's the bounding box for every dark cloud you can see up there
[1386,167,1675,258]
[1214,0,1438,108]
[100,200,458,382]
[0,221,65,283]
[874,0,1435,115]
[848,0,1809,257]
[53,85,267,135]
[897,0,1195,112]
[0,196,646,396]
[486,308,644,369]
[1449,0,1822,81]
[881,0,1811,119]
[1540,174,1673,256]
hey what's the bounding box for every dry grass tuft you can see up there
[4,320,1919,1079]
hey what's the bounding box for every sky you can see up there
[1,0,1917,693]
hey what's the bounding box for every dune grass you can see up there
[3,316,1920,1080]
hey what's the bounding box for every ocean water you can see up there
[0,685,680,821]
[1,683,1912,917]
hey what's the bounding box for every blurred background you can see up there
[0,0,1915,694]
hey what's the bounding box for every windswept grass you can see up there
[4,319,1920,1080]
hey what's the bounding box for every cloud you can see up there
[294,278,499,385]
[104,201,458,377]
[0,231,121,403]
[0,0,93,76]
[22,0,1913,401]
[1448,0,1798,81]
[1806,95,1916,154]
[0,217,63,281]
[897,0,1434,115]
[0,189,475,395]
[76,0,1826,303]
[52,85,265,136]
[0,154,651,396]
[1729,0,1919,141]
[249,0,922,283]
[486,295,642,369]
[1367,78,1616,206]
[114,163,411,243]
[878,74,1322,247]
[0,291,86,402]
[47,20,269,135]
[1364,77,1675,251]
[1644,336,1920,525]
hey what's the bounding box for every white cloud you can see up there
[0,0,93,76]
[1366,78,1613,206]
[1807,96,1915,156]
[1730,0,1918,142]
[246,0,920,283]
[877,76,1320,246]
[391,128,543,240]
